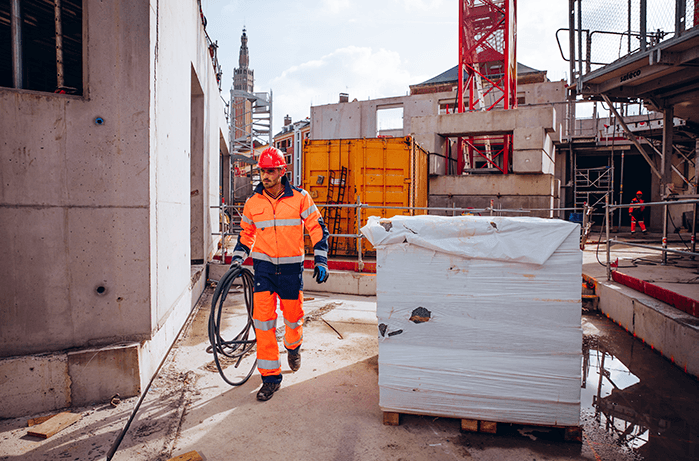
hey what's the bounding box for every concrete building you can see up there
[311,64,567,217]
[0,0,228,418]
[274,115,311,187]
[311,54,698,229]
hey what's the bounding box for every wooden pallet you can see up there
[383,411,582,442]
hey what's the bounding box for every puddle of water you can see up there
[582,314,699,461]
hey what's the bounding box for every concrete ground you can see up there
[2,233,699,461]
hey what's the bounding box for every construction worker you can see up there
[231,147,329,401]
[629,190,647,234]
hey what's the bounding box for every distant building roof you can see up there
[415,62,543,87]
[274,118,310,138]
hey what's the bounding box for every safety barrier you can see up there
[603,194,699,281]
[211,200,582,272]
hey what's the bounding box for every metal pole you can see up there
[577,0,583,86]
[618,150,625,229]
[606,194,611,281]
[693,138,699,258]
[220,200,228,264]
[627,0,632,54]
[676,0,686,37]
[55,0,65,90]
[582,201,588,235]
[662,202,668,265]
[692,201,697,259]
[11,0,22,89]
[569,0,575,86]
[640,0,647,51]
[356,197,363,272]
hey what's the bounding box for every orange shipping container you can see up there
[302,136,428,257]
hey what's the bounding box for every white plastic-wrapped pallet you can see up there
[361,215,582,427]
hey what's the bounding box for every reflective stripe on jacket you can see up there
[233,176,329,267]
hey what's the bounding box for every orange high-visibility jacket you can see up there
[233,177,329,267]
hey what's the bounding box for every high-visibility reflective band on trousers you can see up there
[253,289,304,378]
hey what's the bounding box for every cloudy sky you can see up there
[200,0,571,135]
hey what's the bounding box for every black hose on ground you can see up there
[208,265,258,386]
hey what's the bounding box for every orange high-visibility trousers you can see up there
[253,290,304,378]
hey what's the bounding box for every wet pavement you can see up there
[1,286,698,460]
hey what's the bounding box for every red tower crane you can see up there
[457,0,517,174]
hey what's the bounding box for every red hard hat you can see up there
[636,190,643,195]
[258,147,286,169]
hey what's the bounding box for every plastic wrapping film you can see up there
[361,215,583,427]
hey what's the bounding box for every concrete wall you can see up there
[429,174,559,218]
[310,81,567,143]
[0,0,228,418]
[0,1,152,357]
[311,93,442,140]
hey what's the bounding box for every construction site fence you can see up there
[211,201,586,271]
[568,0,695,74]
[603,195,699,280]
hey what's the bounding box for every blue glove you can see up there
[313,265,328,283]
[230,256,243,269]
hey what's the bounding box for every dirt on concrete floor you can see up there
[1,285,697,461]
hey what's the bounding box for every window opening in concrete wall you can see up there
[376,106,403,137]
[0,0,83,94]
[190,67,205,264]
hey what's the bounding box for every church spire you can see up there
[238,28,249,69]
[233,28,254,92]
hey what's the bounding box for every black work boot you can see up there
[256,382,280,401]
[288,348,301,372]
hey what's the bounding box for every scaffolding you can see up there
[575,165,614,217]
[229,89,273,203]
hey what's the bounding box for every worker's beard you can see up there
[263,178,279,188]
[263,176,282,191]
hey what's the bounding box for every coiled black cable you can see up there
[208,265,258,386]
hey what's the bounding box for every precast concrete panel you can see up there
[0,207,72,356]
[0,355,71,419]
[65,207,151,342]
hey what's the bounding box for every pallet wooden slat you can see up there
[460,418,497,433]
[480,421,498,434]
[383,411,400,426]
[26,412,81,439]
[27,414,56,427]
[460,418,478,432]
[167,451,203,461]
[388,411,581,442]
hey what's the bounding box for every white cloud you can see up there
[318,0,352,14]
[270,46,420,128]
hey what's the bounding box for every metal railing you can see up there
[211,199,584,272]
[604,194,699,280]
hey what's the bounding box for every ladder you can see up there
[323,167,348,256]
[574,165,613,218]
